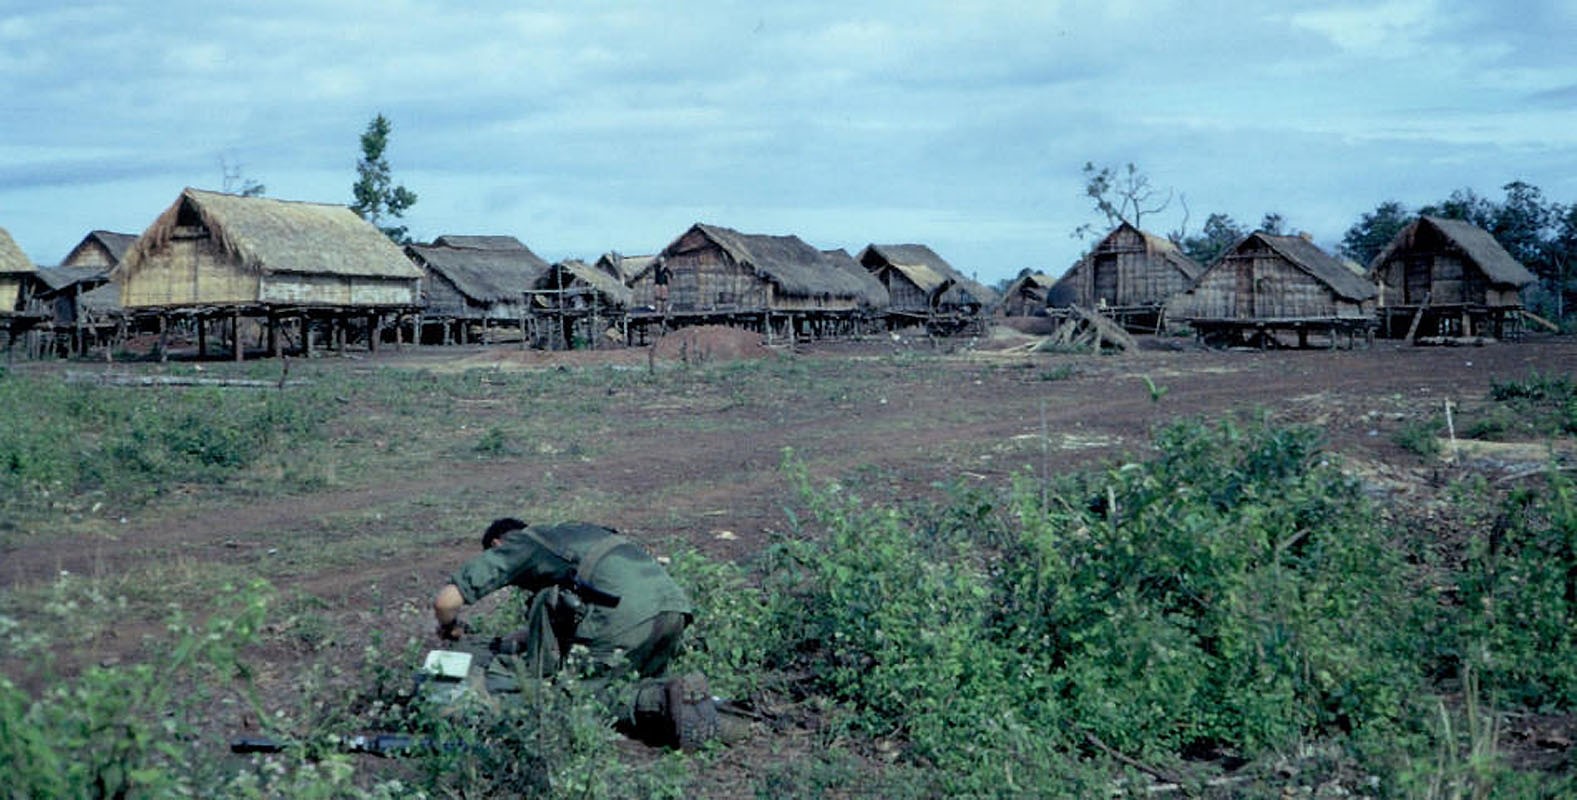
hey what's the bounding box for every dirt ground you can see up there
[5,325,1577,791]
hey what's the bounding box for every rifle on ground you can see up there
[229,732,446,758]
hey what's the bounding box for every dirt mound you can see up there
[652,325,776,363]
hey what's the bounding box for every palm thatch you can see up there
[61,230,137,269]
[822,248,890,309]
[538,259,632,306]
[0,227,34,275]
[407,241,549,305]
[116,188,421,282]
[432,235,529,251]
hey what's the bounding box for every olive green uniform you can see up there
[448,522,693,728]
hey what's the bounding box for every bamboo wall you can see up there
[63,243,115,269]
[1184,249,1368,320]
[259,274,417,306]
[120,234,257,308]
[1065,227,1191,308]
[1,277,22,311]
[1377,252,1501,308]
[883,273,931,313]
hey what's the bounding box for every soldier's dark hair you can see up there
[483,517,528,549]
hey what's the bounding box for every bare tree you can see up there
[1073,162,1172,240]
[218,152,266,197]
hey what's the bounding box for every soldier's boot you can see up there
[664,672,720,752]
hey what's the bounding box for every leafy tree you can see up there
[1339,200,1411,266]
[350,113,418,243]
[1259,212,1287,236]
[1180,212,1246,265]
[1073,162,1172,240]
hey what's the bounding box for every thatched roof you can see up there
[115,188,421,281]
[35,266,110,294]
[432,235,528,251]
[822,248,890,308]
[1371,216,1537,288]
[595,252,655,285]
[1244,233,1376,301]
[657,223,871,300]
[62,230,137,267]
[1134,226,1203,282]
[0,227,35,274]
[407,240,549,304]
[858,243,999,306]
[540,259,632,305]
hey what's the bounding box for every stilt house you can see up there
[1046,223,1200,330]
[111,188,421,359]
[1000,272,1057,316]
[1368,216,1537,339]
[632,223,868,314]
[1,226,46,347]
[405,235,548,344]
[524,260,633,350]
[1169,232,1376,348]
[857,243,996,332]
[29,230,135,355]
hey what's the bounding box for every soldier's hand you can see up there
[436,620,465,641]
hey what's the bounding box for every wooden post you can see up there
[233,310,244,362]
[369,313,381,354]
[268,311,279,357]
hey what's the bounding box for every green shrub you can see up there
[1457,469,1577,708]
[1393,418,1444,458]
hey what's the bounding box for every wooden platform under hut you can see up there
[111,188,421,361]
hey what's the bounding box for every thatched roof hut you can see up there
[1170,232,1376,324]
[535,259,632,308]
[1367,216,1536,339]
[1,226,39,314]
[632,223,869,312]
[1369,216,1536,309]
[61,230,138,270]
[113,188,421,310]
[406,236,549,322]
[1001,272,1057,316]
[857,243,997,317]
[595,252,656,286]
[1047,223,1200,317]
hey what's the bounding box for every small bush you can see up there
[1393,418,1444,458]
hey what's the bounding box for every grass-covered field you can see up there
[2,336,1576,798]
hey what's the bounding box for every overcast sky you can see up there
[3,1,1575,285]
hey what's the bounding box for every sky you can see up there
[3,1,1575,287]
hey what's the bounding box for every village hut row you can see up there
[1023,217,1538,347]
[6,188,1000,359]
